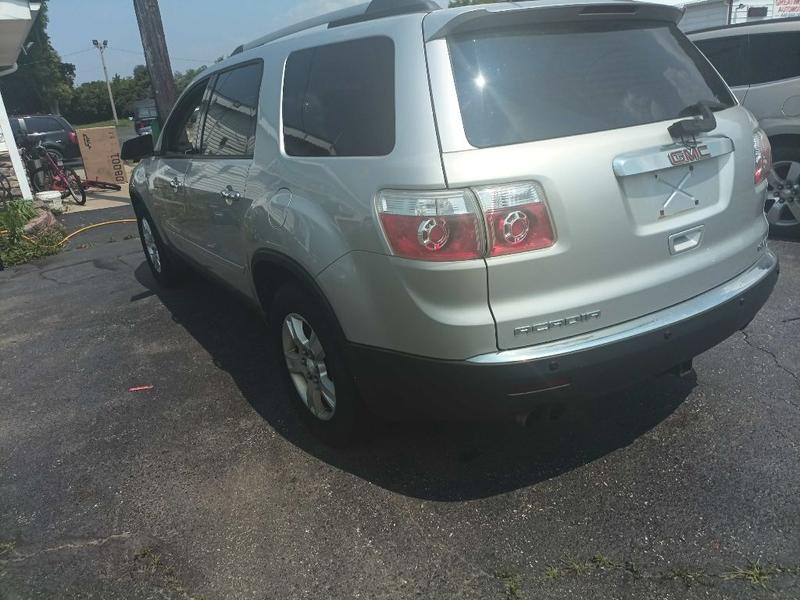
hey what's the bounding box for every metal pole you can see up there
[93,40,119,125]
[0,79,34,201]
[132,0,177,127]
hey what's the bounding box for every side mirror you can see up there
[121,134,154,161]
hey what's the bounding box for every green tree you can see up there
[0,3,75,114]
[174,66,207,94]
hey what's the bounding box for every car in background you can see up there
[9,114,82,166]
[689,18,800,237]
[131,99,158,137]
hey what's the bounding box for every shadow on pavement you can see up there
[135,262,695,502]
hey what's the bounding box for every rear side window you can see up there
[202,61,262,157]
[748,32,800,84]
[282,37,395,157]
[25,116,63,133]
[693,35,749,87]
[449,21,735,148]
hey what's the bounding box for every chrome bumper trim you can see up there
[467,250,778,365]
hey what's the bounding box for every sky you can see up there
[46,0,375,84]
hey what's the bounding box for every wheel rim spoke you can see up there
[308,331,325,360]
[767,168,785,190]
[766,200,785,225]
[786,161,800,184]
[284,349,305,374]
[785,199,800,223]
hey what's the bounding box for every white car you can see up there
[690,18,800,237]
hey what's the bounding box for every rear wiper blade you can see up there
[677,99,728,118]
[669,100,724,142]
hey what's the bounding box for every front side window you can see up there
[202,62,262,157]
[449,21,736,148]
[693,35,750,87]
[748,32,800,84]
[282,36,395,157]
[163,81,208,155]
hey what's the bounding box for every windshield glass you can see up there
[448,20,735,148]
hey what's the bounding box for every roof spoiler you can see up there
[424,2,684,41]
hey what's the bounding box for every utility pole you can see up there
[92,39,119,125]
[133,0,177,128]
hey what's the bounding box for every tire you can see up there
[45,149,63,164]
[64,168,86,205]
[30,167,53,193]
[134,206,182,288]
[269,282,365,446]
[0,174,11,207]
[765,144,800,239]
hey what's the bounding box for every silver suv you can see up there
[689,18,800,236]
[123,0,779,444]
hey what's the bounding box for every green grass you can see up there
[0,541,15,558]
[722,561,775,589]
[494,570,522,600]
[73,118,133,130]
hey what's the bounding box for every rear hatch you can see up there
[425,3,768,350]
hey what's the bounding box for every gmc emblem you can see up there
[668,144,710,166]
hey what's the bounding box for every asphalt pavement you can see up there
[0,206,798,599]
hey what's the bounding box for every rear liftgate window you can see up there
[449,20,735,148]
[282,36,395,157]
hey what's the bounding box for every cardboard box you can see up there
[76,126,128,185]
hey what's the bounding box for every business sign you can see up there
[76,126,128,185]
[776,0,800,16]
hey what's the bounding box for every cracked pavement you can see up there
[0,206,798,599]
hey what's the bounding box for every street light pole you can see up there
[92,39,119,125]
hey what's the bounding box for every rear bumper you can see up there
[347,250,779,419]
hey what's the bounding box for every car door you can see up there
[149,79,210,253]
[180,61,263,286]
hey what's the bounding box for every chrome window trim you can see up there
[467,250,777,364]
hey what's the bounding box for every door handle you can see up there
[221,185,242,204]
[669,225,704,255]
[169,177,182,191]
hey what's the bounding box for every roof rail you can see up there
[231,0,439,55]
[231,3,369,55]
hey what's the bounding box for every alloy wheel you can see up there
[281,313,336,421]
[766,160,800,228]
[141,218,162,273]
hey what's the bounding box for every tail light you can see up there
[375,182,556,261]
[474,182,555,257]
[753,129,772,185]
[68,131,78,144]
[375,189,483,261]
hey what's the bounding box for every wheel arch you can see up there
[250,249,347,340]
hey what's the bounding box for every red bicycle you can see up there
[23,142,86,205]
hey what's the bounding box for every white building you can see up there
[678,0,800,31]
